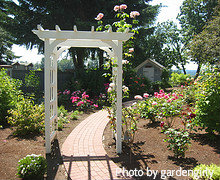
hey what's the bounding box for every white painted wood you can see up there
[44,39,52,154]
[33,25,133,154]
[32,30,133,41]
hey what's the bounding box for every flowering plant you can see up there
[17,154,47,179]
[70,90,98,111]
[164,128,191,158]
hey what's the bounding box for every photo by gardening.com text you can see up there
[116,167,214,179]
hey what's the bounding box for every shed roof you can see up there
[135,59,165,71]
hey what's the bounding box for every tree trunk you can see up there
[181,63,187,74]
[69,47,85,70]
[98,49,104,70]
[194,61,201,79]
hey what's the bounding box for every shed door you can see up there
[143,67,154,82]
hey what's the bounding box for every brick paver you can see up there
[61,110,131,180]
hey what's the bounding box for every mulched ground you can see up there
[103,116,220,180]
[0,110,96,180]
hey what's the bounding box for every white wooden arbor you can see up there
[33,25,133,154]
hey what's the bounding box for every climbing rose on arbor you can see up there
[130,11,140,18]
[120,4,127,10]
[95,13,104,20]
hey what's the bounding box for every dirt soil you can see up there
[103,117,220,180]
[0,110,96,180]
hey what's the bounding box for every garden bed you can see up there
[103,117,220,180]
[0,110,96,180]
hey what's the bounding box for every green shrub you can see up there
[70,110,82,120]
[195,67,220,134]
[191,164,220,180]
[0,69,23,125]
[164,128,191,158]
[169,72,190,87]
[57,105,69,130]
[7,98,45,136]
[17,154,47,180]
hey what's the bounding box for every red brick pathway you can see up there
[61,110,131,180]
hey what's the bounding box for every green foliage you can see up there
[70,110,82,120]
[24,70,40,88]
[17,154,47,180]
[164,128,191,158]
[189,13,220,65]
[7,98,45,136]
[0,69,23,125]
[57,105,69,130]
[191,164,220,180]
[169,72,191,87]
[161,69,171,88]
[194,67,220,134]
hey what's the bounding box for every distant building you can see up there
[12,62,33,70]
[135,59,165,82]
[0,65,13,77]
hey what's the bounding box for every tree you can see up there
[2,0,159,71]
[177,0,219,77]
[189,11,220,64]
[0,1,18,63]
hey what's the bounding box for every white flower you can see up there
[109,83,115,88]
[122,60,129,64]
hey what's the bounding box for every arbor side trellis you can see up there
[33,25,133,154]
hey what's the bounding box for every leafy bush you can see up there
[24,70,40,97]
[57,105,69,130]
[194,67,220,134]
[7,98,45,136]
[135,89,184,124]
[70,110,82,120]
[125,74,151,97]
[0,69,23,125]
[17,154,47,179]
[169,72,191,87]
[191,164,220,180]
[164,128,191,158]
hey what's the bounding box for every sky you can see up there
[11,0,198,70]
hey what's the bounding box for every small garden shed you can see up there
[135,59,165,82]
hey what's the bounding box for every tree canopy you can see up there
[1,0,159,70]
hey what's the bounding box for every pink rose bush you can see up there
[58,89,99,111]
[134,89,185,124]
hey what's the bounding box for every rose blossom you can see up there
[134,95,143,100]
[95,13,104,20]
[160,121,165,128]
[129,48,134,53]
[120,4,127,10]
[152,101,157,105]
[122,60,129,64]
[130,11,140,18]
[143,93,149,98]
[114,5,120,12]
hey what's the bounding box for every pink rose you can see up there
[160,121,165,128]
[114,5,120,12]
[66,90,70,95]
[159,89,164,94]
[120,4,127,10]
[154,92,158,97]
[130,11,140,18]
[152,102,157,105]
[164,95,169,99]
[143,93,149,98]
[134,95,143,100]
[93,104,98,108]
[95,13,104,20]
